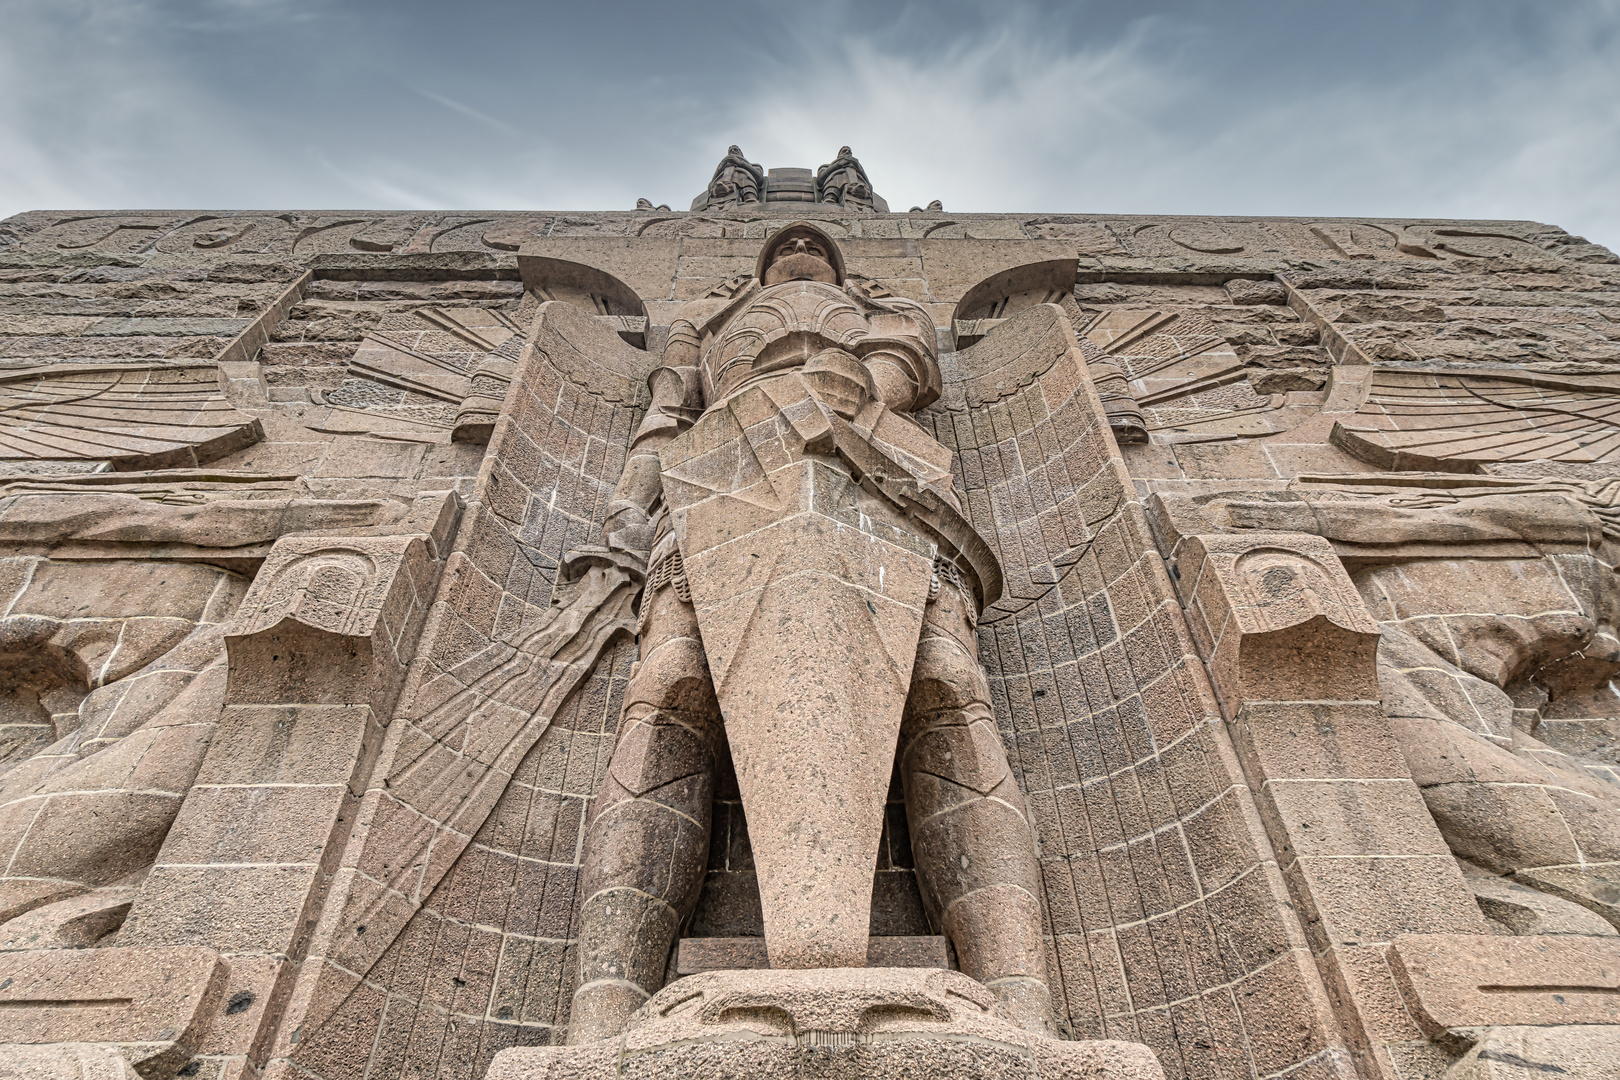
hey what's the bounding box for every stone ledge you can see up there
[675,936,951,975]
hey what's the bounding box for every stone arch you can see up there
[951,259,1077,325]
[517,256,647,319]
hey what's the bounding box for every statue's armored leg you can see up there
[900,577,1052,1032]
[569,579,722,1044]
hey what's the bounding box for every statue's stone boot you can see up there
[902,600,1054,1032]
[568,586,723,1045]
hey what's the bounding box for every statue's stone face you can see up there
[771,237,827,267]
[762,235,836,285]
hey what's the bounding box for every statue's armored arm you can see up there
[851,294,944,415]
[601,320,704,562]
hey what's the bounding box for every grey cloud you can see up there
[0,0,1616,249]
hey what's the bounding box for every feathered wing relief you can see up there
[922,305,1324,1072]
[1332,367,1620,470]
[288,302,657,1073]
[0,363,261,470]
[1074,308,1236,433]
[340,306,527,439]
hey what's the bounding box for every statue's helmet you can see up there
[757,222,845,286]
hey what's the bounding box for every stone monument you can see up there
[0,147,1617,1080]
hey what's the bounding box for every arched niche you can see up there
[516,255,649,347]
[951,259,1078,347]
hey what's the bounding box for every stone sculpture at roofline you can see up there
[816,145,876,210]
[703,145,765,209]
[696,144,887,211]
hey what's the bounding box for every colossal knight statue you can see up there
[566,223,1053,1042]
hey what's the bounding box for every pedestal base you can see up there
[490,967,1163,1080]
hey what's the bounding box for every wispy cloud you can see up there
[411,86,516,135]
[0,0,327,208]
[0,0,1616,250]
[707,1,1620,246]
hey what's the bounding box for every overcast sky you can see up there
[1,0,1617,250]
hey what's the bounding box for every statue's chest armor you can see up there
[703,282,868,399]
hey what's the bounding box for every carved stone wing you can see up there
[931,304,1125,615]
[0,363,261,469]
[1332,367,1620,471]
[919,304,1255,1055]
[282,299,661,1071]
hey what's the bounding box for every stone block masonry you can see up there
[0,145,1617,1080]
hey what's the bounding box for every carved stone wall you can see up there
[0,198,1615,1080]
[909,310,1344,1076]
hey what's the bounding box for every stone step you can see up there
[675,935,951,976]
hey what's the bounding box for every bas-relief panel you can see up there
[7,209,1616,267]
[1102,230,1620,1076]
[0,190,1617,1080]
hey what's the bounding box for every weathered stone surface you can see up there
[1391,933,1620,1035]
[0,364,261,470]
[0,946,224,1076]
[223,492,459,714]
[674,935,951,974]
[1446,1025,1620,1079]
[0,152,1617,1080]
[1463,860,1620,936]
[1156,526,1382,716]
[0,1044,139,1080]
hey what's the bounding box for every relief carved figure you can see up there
[0,487,453,946]
[0,560,242,931]
[1164,486,1620,930]
[567,223,1053,1043]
